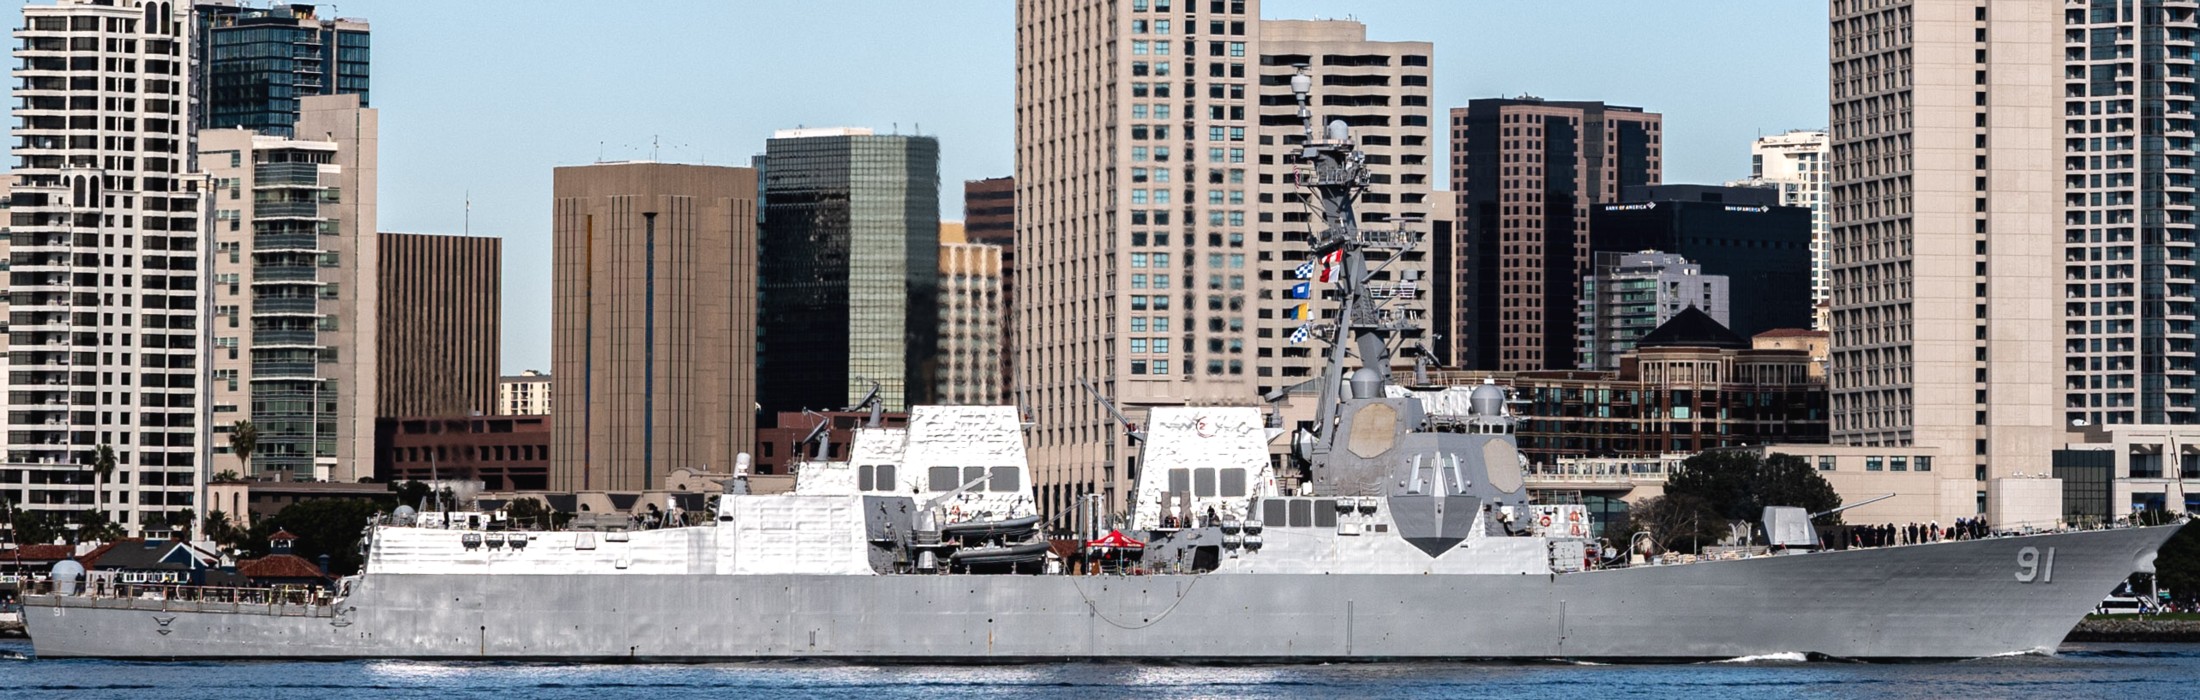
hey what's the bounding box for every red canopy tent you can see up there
[1086,530,1145,550]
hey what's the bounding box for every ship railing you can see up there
[22,580,337,616]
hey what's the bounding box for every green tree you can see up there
[203,510,249,553]
[165,507,195,536]
[229,420,259,475]
[3,499,63,545]
[89,444,117,489]
[245,497,399,575]
[1665,451,1844,524]
[389,480,432,510]
[213,470,242,483]
[503,497,567,530]
[1609,494,1730,556]
[2153,521,2200,606]
[72,508,125,544]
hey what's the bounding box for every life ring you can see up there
[1569,523,1584,537]
[1568,511,1583,523]
[1538,515,1553,528]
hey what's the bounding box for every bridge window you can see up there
[928,466,958,491]
[1194,468,1216,497]
[1219,468,1246,497]
[988,467,1020,493]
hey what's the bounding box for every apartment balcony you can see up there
[251,329,324,348]
[249,296,320,315]
[250,266,321,283]
[253,201,324,219]
[252,233,322,252]
[253,162,324,188]
[251,361,319,378]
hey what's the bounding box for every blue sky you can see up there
[2,1,1829,373]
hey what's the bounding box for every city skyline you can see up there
[0,0,1832,373]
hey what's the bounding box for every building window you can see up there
[1817,456,1835,472]
[1915,456,1932,472]
[1865,456,1884,472]
[1890,456,1908,472]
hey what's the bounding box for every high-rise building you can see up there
[2061,2,2198,428]
[937,241,1005,406]
[1588,184,1813,339]
[1449,98,1663,372]
[376,232,499,419]
[201,94,376,482]
[757,128,940,416]
[7,0,205,536]
[1254,19,1434,396]
[497,370,551,416]
[1828,0,2059,524]
[1576,251,1730,372]
[964,177,1015,244]
[963,177,1016,396]
[1430,190,1463,366]
[551,162,756,493]
[1728,130,1830,328]
[192,2,369,138]
[1016,0,1264,516]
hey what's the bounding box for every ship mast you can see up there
[1290,65,1419,463]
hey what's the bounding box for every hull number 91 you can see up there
[2016,546,2055,584]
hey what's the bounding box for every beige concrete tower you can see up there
[1017,0,1263,517]
[937,241,1006,406]
[1828,0,2060,523]
[200,93,377,482]
[1253,19,1434,396]
[551,163,756,493]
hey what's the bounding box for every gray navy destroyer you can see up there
[20,70,2184,662]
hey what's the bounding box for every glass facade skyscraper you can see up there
[758,128,941,415]
[194,4,369,137]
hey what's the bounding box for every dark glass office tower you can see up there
[1588,184,1814,340]
[194,3,369,137]
[758,129,941,416]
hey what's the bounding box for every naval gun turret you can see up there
[1285,65,1533,557]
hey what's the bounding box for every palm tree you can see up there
[229,420,259,475]
[87,444,116,512]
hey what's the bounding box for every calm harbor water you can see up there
[2,638,2194,699]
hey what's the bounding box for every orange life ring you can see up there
[1569,511,1583,523]
[1538,515,1553,528]
[1569,523,1585,537]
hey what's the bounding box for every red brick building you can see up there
[376,415,551,491]
[753,410,909,475]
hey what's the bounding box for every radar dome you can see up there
[1469,383,1506,417]
[50,559,84,595]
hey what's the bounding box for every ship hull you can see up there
[24,526,2176,661]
